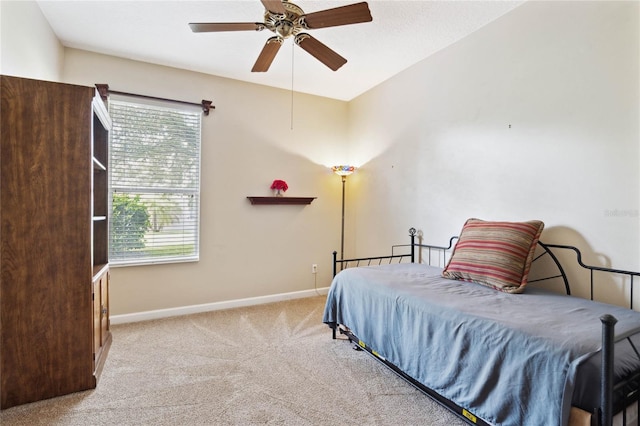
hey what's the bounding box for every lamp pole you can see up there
[340,174,346,260]
[332,165,356,263]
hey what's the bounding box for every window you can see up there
[108,97,201,266]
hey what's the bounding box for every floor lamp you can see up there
[331,165,356,261]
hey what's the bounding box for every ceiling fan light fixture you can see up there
[264,0,303,37]
[275,20,295,38]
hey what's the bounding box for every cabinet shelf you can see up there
[92,263,109,280]
[247,196,316,205]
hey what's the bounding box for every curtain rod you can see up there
[95,84,214,116]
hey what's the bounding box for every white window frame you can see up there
[108,95,201,266]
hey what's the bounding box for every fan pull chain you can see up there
[290,42,295,130]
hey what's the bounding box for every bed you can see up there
[322,220,640,426]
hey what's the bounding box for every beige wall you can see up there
[0,0,64,81]
[347,1,639,306]
[62,50,349,315]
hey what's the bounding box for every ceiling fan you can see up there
[189,0,373,72]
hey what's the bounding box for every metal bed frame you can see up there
[328,228,640,426]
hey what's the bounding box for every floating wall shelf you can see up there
[247,196,316,205]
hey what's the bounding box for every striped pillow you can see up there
[442,219,544,293]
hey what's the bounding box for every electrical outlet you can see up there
[312,264,318,274]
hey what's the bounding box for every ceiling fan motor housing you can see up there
[265,1,306,39]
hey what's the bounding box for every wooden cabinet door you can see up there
[92,267,112,378]
[101,271,110,346]
[93,276,102,369]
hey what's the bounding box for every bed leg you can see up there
[601,314,617,426]
[409,228,416,263]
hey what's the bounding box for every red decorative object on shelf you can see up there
[270,179,288,196]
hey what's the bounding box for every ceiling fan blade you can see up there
[261,0,286,15]
[189,22,264,32]
[295,34,347,72]
[302,2,372,29]
[252,37,283,72]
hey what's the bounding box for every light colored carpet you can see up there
[1,296,467,425]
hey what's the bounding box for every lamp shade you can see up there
[331,165,356,176]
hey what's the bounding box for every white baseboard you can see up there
[110,287,330,325]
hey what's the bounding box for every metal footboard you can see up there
[539,243,640,426]
[332,228,419,276]
[332,228,459,277]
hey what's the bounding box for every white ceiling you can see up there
[37,0,524,101]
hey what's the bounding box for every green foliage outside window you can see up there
[111,193,151,254]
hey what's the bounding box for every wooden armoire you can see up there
[0,75,112,409]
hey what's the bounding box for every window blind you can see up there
[109,98,201,265]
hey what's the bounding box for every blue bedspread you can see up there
[322,263,640,426]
